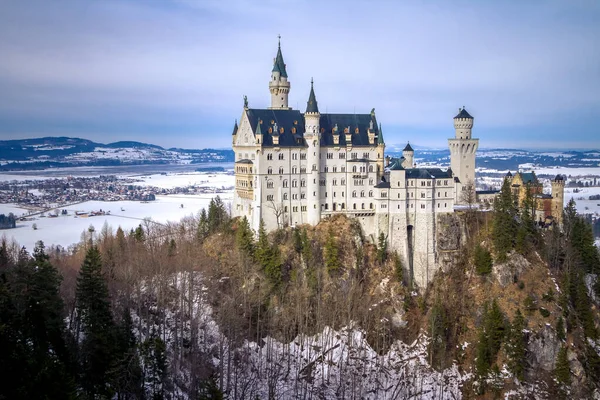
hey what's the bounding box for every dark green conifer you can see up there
[474,244,493,275]
[324,228,340,273]
[507,309,527,380]
[236,216,255,259]
[493,178,518,261]
[377,232,388,264]
[555,345,571,386]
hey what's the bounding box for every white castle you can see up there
[232,40,478,288]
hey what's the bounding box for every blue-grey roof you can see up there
[375,181,391,188]
[454,108,473,119]
[554,174,564,181]
[377,123,384,145]
[306,81,319,113]
[387,157,405,171]
[235,159,253,164]
[403,142,413,152]
[405,168,452,180]
[518,172,539,184]
[244,108,380,148]
[477,190,499,195]
[272,43,288,78]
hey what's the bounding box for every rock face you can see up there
[527,324,560,372]
[492,252,531,287]
[436,213,462,273]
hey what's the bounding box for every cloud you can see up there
[0,0,598,148]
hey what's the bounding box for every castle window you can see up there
[341,203,345,209]
[361,203,365,209]
[320,179,326,186]
[355,127,359,134]
[283,193,288,200]
[267,195,274,201]
[301,206,307,211]
[363,152,369,159]
[268,167,272,174]
[352,191,357,198]
[369,178,374,185]
[445,192,447,197]
[427,181,431,186]
[324,166,329,172]
[341,167,346,173]
[370,203,374,209]
[421,192,425,198]
[292,153,298,160]
[267,154,273,160]
[444,180,448,185]
[293,206,298,212]
[421,204,426,209]
[398,193,401,198]
[339,153,346,159]
[301,180,306,187]
[293,194,298,200]
[279,167,284,174]
[381,192,387,198]
[341,179,345,185]
[292,180,297,187]
[411,192,414,198]
[351,153,357,159]
[300,153,307,160]
[353,166,357,173]
[437,203,440,208]
[301,193,306,199]
[353,204,357,210]
[325,203,329,210]
[421,181,425,186]
[342,192,344,197]
[382,204,387,209]
[360,190,365,197]
[369,165,374,172]
[284,206,288,212]
[327,153,333,159]
[333,192,336,197]
[333,179,337,186]
[283,180,288,187]
[445,203,447,207]
[267,180,274,188]
[300,167,306,173]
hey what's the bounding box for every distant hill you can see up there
[0,136,234,171]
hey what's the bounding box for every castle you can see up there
[231,40,481,288]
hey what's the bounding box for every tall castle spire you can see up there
[268,36,291,110]
[305,78,319,114]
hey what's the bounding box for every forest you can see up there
[1,177,600,399]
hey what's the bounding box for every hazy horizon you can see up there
[1,0,599,150]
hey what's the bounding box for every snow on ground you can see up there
[131,172,234,190]
[532,167,600,177]
[0,192,233,251]
[564,187,600,215]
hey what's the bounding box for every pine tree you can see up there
[197,208,209,240]
[376,232,388,264]
[208,195,229,233]
[255,220,282,287]
[556,316,566,341]
[141,333,169,400]
[134,224,145,242]
[555,345,570,386]
[236,216,255,259]
[324,228,340,273]
[474,244,493,275]
[76,245,117,398]
[0,238,10,270]
[111,308,143,399]
[475,300,506,377]
[507,309,527,380]
[493,178,518,261]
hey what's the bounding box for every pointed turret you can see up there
[377,123,385,145]
[232,119,238,136]
[272,38,288,78]
[269,36,291,110]
[305,78,319,114]
[255,119,262,135]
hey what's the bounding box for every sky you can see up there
[0,0,599,150]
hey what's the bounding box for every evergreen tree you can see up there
[493,178,518,261]
[111,308,143,400]
[134,225,145,242]
[556,316,566,341]
[324,228,340,273]
[197,208,209,240]
[0,238,10,270]
[475,300,506,376]
[393,252,404,283]
[506,309,527,380]
[236,216,255,259]
[474,244,493,275]
[208,196,229,233]
[255,220,282,287]
[141,334,168,400]
[555,345,571,386]
[376,232,388,264]
[76,245,117,398]
[293,228,303,254]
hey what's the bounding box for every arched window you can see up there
[283,180,288,188]
[361,203,365,209]
[267,167,272,174]
[301,180,306,187]
[283,193,288,200]
[279,167,284,174]
[325,204,329,210]
[279,153,284,160]
[360,191,365,197]
[352,166,357,173]
[267,180,274,188]
[353,204,357,210]
[369,191,373,197]
[370,203,373,209]
[369,165,374,172]
[352,191,357,198]
[292,180,298,187]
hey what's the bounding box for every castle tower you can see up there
[305,79,321,225]
[376,123,385,177]
[268,38,291,110]
[448,107,478,203]
[551,174,565,226]
[402,142,414,168]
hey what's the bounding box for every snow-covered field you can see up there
[0,169,235,251]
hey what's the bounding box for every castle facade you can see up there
[232,41,478,288]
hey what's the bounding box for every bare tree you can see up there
[266,201,285,230]
[460,180,477,210]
